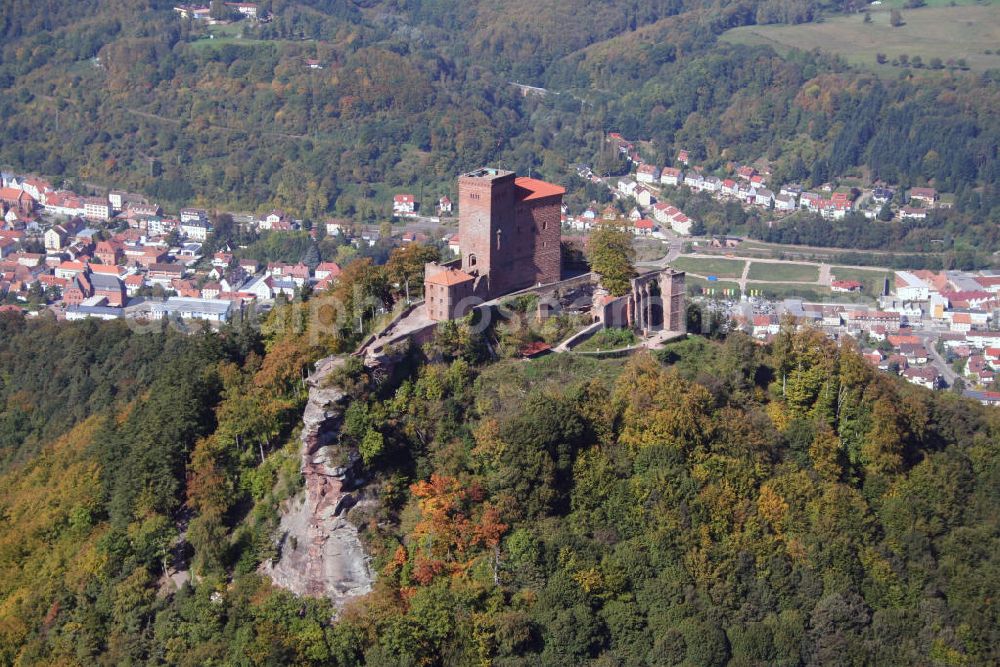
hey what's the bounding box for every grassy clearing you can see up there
[476,353,625,399]
[747,262,820,282]
[748,283,834,301]
[831,265,894,296]
[721,4,1000,74]
[671,256,746,278]
[189,35,276,50]
[634,238,670,262]
[831,266,894,281]
[188,24,309,51]
[576,328,638,351]
[748,282,872,303]
[687,276,742,296]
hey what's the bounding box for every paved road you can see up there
[919,331,959,387]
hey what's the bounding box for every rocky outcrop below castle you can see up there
[261,356,375,608]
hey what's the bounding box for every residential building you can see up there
[683,173,704,191]
[325,219,347,236]
[831,280,863,293]
[0,187,36,213]
[634,186,654,207]
[83,197,111,221]
[180,220,211,241]
[45,225,71,251]
[617,178,637,197]
[872,187,894,204]
[774,193,797,211]
[124,273,145,296]
[179,208,208,224]
[660,167,682,186]
[636,164,660,184]
[670,214,693,236]
[127,202,161,217]
[224,2,258,18]
[148,297,234,322]
[895,271,931,300]
[393,194,417,217]
[900,206,927,221]
[55,261,87,280]
[94,241,122,266]
[908,187,937,206]
[754,188,775,207]
[147,262,185,286]
[846,310,902,332]
[903,366,939,389]
[44,192,84,217]
[314,262,341,280]
[633,219,656,236]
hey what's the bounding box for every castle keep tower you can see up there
[457,168,564,297]
[457,168,517,286]
[424,168,565,321]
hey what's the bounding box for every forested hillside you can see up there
[0,0,996,246]
[2,306,999,665]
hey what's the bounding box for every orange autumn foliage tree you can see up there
[405,474,508,586]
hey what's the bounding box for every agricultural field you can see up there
[747,262,820,282]
[721,4,1000,74]
[670,256,746,279]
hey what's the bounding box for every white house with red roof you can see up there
[670,214,693,236]
[633,219,656,236]
[908,187,937,206]
[636,164,660,184]
[660,167,682,186]
[900,206,927,221]
[774,193,797,212]
[393,194,417,217]
[832,280,863,293]
[314,262,341,281]
[633,185,654,207]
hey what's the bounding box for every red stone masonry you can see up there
[454,169,565,299]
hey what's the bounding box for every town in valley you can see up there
[0,144,996,406]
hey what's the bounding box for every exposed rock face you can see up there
[261,356,375,608]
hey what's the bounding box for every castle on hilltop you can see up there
[424,168,564,321]
[420,168,686,343]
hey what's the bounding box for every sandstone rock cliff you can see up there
[261,356,375,607]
